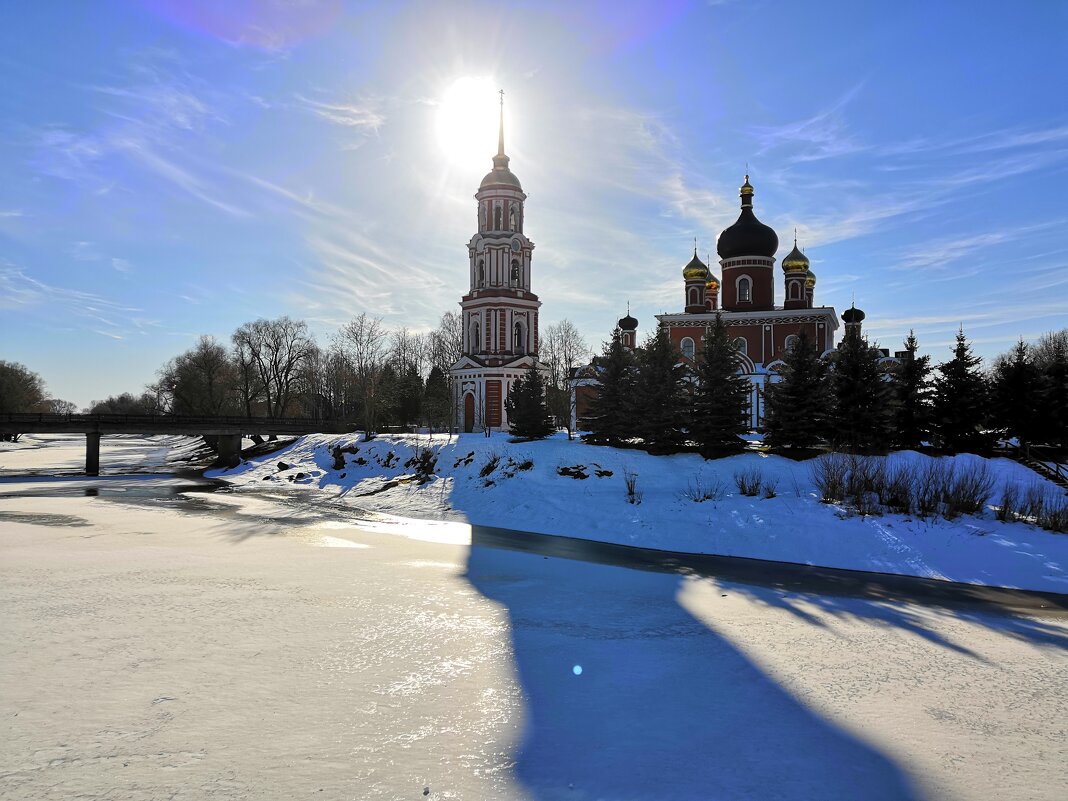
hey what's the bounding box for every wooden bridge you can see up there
[0,413,350,475]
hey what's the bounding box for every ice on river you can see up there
[1,436,1067,800]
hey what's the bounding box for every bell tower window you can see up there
[513,322,525,354]
[738,276,752,303]
[494,204,502,230]
[478,260,485,287]
[510,259,520,286]
[471,321,481,353]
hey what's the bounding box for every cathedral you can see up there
[574,175,847,430]
[450,97,546,432]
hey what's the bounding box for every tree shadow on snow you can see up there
[465,535,926,801]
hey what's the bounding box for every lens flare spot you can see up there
[573,665,583,676]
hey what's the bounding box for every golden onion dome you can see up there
[805,269,817,289]
[682,250,709,280]
[782,242,810,273]
[705,273,720,291]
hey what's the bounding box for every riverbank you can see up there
[208,432,1068,594]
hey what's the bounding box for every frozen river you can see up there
[1,435,1067,800]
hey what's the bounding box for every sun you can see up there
[435,76,500,167]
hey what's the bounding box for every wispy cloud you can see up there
[752,84,866,163]
[0,209,23,218]
[0,262,141,338]
[893,221,1063,271]
[297,94,385,131]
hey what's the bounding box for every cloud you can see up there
[297,94,385,131]
[0,210,23,218]
[751,84,867,163]
[0,262,141,338]
[893,222,1064,271]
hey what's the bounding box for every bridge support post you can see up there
[215,433,243,468]
[85,432,101,476]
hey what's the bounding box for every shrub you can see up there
[883,464,915,516]
[995,482,1019,522]
[682,474,727,503]
[734,468,763,497]
[479,453,501,478]
[915,460,950,518]
[404,446,438,483]
[1022,482,1049,521]
[812,453,849,503]
[624,467,642,505]
[762,478,779,499]
[1038,496,1068,533]
[944,461,994,518]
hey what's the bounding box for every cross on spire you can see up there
[497,89,506,157]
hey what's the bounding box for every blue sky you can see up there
[2,0,1066,408]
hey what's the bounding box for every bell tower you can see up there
[451,92,547,433]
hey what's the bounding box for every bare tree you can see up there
[0,361,47,414]
[337,313,389,438]
[156,336,239,415]
[232,316,316,417]
[542,320,590,439]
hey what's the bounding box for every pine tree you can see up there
[933,327,990,454]
[583,329,635,446]
[1036,333,1068,450]
[422,366,450,432]
[689,314,751,455]
[505,364,554,440]
[831,328,894,452]
[892,330,933,449]
[763,333,832,451]
[632,326,689,452]
[990,340,1043,450]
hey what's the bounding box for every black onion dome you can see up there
[842,306,866,324]
[618,313,638,331]
[716,175,779,259]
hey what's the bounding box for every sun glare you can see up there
[436,76,500,167]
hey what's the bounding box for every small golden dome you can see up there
[682,251,708,281]
[740,174,754,196]
[782,242,809,274]
[705,274,719,291]
[805,269,817,289]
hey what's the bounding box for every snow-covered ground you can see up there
[1,477,1066,800]
[209,432,1068,593]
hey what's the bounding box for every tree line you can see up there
[1,313,589,439]
[581,319,1068,457]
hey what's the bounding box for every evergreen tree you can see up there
[583,329,635,446]
[831,328,894,451]
[632,326,688,452]
[689,315,750,455]
[892,330,933,449]
[422,366,450,432]
[763,333,832,450]
[1036,334,1068,450]
[932,327,990,453]
[505,364,554,440]
[990,340,1043,450]
[393,365,424,428]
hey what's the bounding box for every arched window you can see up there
[478,260,486,287]
[784,334,799,352]
[509,205,519,232]
[479,203,486,230]
[471,321,481,352]
[494,205,502,230]
[510,259,520,286]
[514,322,525,354]
[737,276,752,303]
[681,337,695,359]
[789,281,800,300]
[688,287,699,306]
[733,337,747,355]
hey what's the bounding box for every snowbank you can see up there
[209,433,1068,593]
